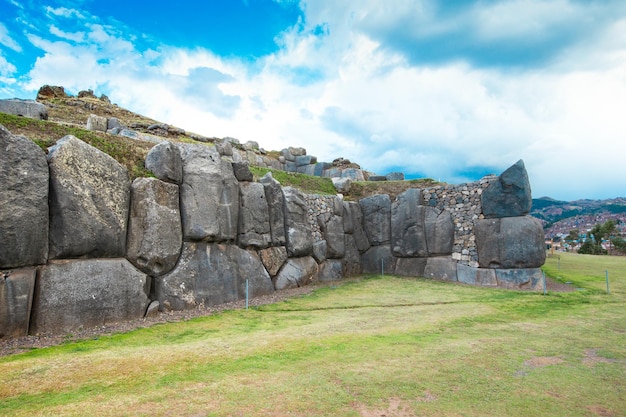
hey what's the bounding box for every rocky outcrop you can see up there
[145,141,183,184]
[0,99,48,120]
[0,125,49,269]
[179,144,239,242]
[30,259,150,335]
[126,178,182,276]
[155,243,274,310]
[47,135,130,259]
[481,160,532,218]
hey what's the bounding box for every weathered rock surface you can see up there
[495,268,543,290]
[475,216,545,269]
[360,194,391,246]
[361,245,397,275]
[332,177,352,194]
[456,264,497,286]
[126,178,182,276]
[425,208,454,256]
[424,257,458,281]
[30,259,150,334]
[47,135,130,259]
[482,160,532,218]
[318,259,343,282]
[273,256,318,290]
[391,189,427,257]
[259,173,287,246]
[343,235,363,276]
[86,114,108,132]
[156,243,274,311]
[0,99,48,120]
[395,257,427,277]
[0,268,36,338]
[145,141,183,184]
[283,187,314,256]
[317,212,345,259]
[258,246,288,276]
[312,240,327,263]
[238,182,271,249]
[349,203,371,253]
[232,161,254,182]
[0,125,49,268]
[179,144,239,242]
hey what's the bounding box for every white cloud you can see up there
[0,22,22,52]
[11,0,626,200]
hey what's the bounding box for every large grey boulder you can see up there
[391,189,427,257]
[259,173,287,246]
[318,259,343,282]
[495,268,543,290]
[86,114,108,132]
[359,194,391,246]
[283,187,313,256]
[343,235,363,276]
[0,124,49,268]
[343,202,354,234]
[475,215,546,269]
[232,162,254,182]
[317,212,345,258]
[258,246,288,276]
[47,135,130,259]
[179,144,239,242]
[238,182,271,249]
[395,258,427,277]
[312,240,327,263]
[482,160,532,218]
[425,208,454,255]
[349,202,371,253]
[332,177,352,194]
[423,257,458,281]
[145,141,183,184]
[361,245,397,275]
[456,264,497,286]
[126,178,182,276]
[30,259,150,334]
[273,256,318,290]
[0,99,48,120]
[0,267,36,338]
[156,242,274,311]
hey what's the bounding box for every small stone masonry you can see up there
[0,124,545,339]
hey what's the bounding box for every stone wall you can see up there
[0,123,545,339]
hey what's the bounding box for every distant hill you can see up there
[532,197,626,239]
[532,197,626,226]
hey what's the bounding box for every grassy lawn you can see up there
[1,253,624,416]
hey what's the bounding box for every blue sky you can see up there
[1,0,626,201]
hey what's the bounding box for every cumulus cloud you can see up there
[4,0,626,200]
[0,22,22,52]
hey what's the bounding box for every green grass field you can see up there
[1,252,624,416]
